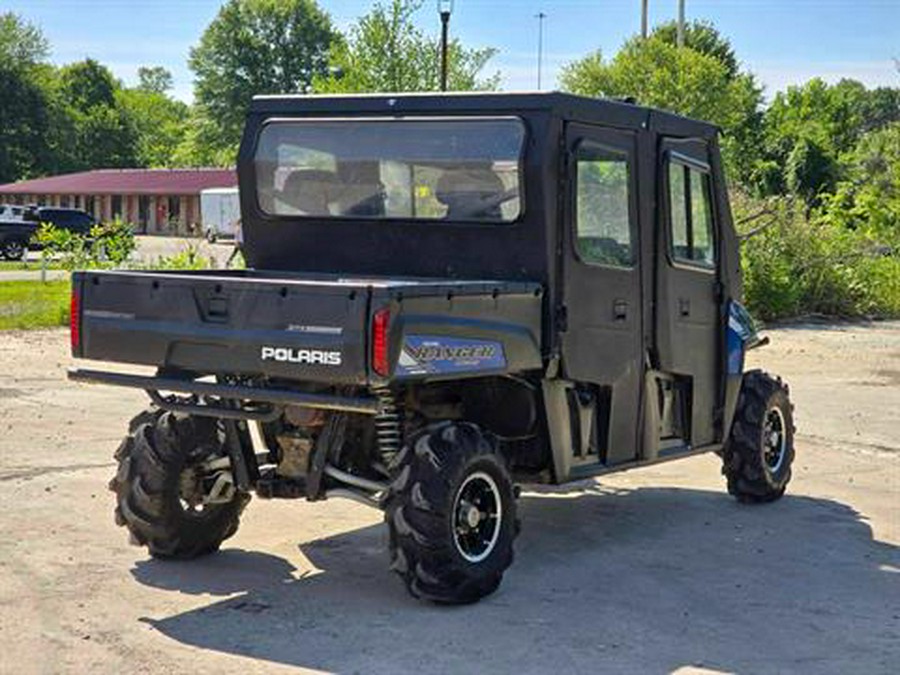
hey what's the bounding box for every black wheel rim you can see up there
[177,454,231,516]
[763,406,787,474]
[4,242,23,259]
[178,465,210,515]
[452,471,502,563]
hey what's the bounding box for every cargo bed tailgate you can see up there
[73,270,369,384]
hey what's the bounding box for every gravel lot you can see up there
[0,322,897,674]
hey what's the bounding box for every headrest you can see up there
[435,168,504,203]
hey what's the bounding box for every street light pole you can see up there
[438,0,454,91]
[536,12,546,90]
[641,0,648,38]
[677,0,685,47]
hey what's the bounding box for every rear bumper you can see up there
[67,367,380,417]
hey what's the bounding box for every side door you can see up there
[559,123,643,468]
[656,138,721,448]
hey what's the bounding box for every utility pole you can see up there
[677,0,685,47]
[641,0,648,38]
[536,12,547,90]
[438,1,454,91]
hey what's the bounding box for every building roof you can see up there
[0,168,237,196]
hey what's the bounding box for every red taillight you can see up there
[372,307,390,377]
[70,286,80,353]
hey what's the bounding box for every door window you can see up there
[574,143,633,268]
[668,161,715,267]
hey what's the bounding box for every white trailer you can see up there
[200,187,240,240]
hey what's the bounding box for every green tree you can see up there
[170,111,237,167]
[651,20,764,184]
[859,87,900,133]
[189,0,339,149]
[59,58,118,109]
[0,13,53,182]
[314,0,498,93]
[116,88,189,167]
[0,67,52,182]
[785,136,837,211]
[651,19,738,78]
[758,78,900,198]
[821,123,900,235]
[560,41,728,123]
[762,78,877,163]
[0,12,48,68]
[137,65,173,94]
[52,59,138,170]
[71,104,138,169]
[560,36,761,182]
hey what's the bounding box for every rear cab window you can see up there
[253,117,525,223]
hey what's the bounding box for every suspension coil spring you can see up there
[373,387,402,467]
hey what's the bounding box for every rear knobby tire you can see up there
[386,421,518,604]
[109,408,249,559]
[722,370,795,503]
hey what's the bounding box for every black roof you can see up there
[249,90,718,138]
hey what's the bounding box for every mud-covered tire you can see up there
[723,370,795,503]
[385,421,517,604]
[109,408,249,559]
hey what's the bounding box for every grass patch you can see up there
[0,260,65,272]
[0,279,71,330]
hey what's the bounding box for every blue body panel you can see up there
[726,300,758,376]
[396,335,507,378]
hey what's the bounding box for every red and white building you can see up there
[0,168,237,236]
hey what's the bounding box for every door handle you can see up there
[613,299,628,321]
[678,298,691,317]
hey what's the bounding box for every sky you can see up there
[5,0,899,102]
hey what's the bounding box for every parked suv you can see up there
[27,207,96,235]
[0,204,27,221]
[0,204,38,259]
[0,207,97,260]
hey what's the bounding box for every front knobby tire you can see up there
[109,408,249,559]
[386,421,518,604]
[722,370,796,503]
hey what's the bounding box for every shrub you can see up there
[93,218,137,265]
[736,195,900,321]
[33,218,137,270]
[153,241,218,270]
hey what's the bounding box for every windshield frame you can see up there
[251,115,528,227]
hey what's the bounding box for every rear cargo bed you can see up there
[72,269,544,385]
[74,269,371,384]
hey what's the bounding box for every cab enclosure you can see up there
[234,91,747,481]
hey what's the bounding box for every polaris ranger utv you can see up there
[69,92,795,604]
